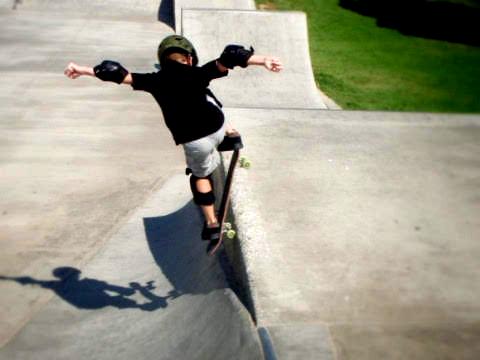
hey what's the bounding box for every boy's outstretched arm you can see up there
[64,61,133,84]
[217,45,283,73]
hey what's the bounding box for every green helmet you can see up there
[157,35,198,67]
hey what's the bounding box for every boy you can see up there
[64,35,283,241]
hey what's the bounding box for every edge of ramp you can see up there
[212,157,279,360]
[174,0,256,33]
[178,5,335,359]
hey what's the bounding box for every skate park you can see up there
[1,0,479,359]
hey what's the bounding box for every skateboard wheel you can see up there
[239,157,251,169]
[226,229,236,239]
[224,222,232,230]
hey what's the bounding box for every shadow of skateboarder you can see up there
[0,266,175,311]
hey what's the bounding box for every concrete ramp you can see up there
[0,3,263,359]
[182,9,328,109]
[0,177,263,360]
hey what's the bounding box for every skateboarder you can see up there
[64,35,283,240]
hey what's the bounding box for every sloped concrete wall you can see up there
[182,9,327,109]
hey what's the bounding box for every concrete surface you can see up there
[0,4,176,345]
[0,1,262,359]
[1,0,160,19]
[1,176,263,360]
[223,108,480,359]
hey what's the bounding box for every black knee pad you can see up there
[189,174,215,206]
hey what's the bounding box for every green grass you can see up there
[256,0,480,112]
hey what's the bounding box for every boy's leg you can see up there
[195,178,218,227]
[189,173,221,240]
[183,125,225,239]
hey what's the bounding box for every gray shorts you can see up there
[182,125,225,178]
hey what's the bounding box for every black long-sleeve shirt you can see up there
[131,60,228,145]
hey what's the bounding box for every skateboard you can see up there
[207,143,250,256]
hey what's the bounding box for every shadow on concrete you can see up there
[0,267,169,311]
[339,0,480,46]
[158,0,175,29]
[0,201,226,313]
[143,200,225,297]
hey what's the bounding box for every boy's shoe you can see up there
[202,223,220,241]
[217,134,243,152]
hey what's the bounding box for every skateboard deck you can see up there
[207,148,240,256]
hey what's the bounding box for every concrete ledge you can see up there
[265,324,336,360]
[174,0,255,32]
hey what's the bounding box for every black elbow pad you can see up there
[94,60,128,84]
[219,45,254,69]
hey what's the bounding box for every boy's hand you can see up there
[64,62,94,79]
[263,56,283,72]
[247,55,283,72]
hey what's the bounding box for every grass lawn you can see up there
[256,0,480,113]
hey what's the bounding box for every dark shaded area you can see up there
[339,0,480,46]
[158,0,175,29]
[143,200,225,297]
[0,267,169,311]
[144,196,251,312]
[0,201,239,313]
[0,204,213,311]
